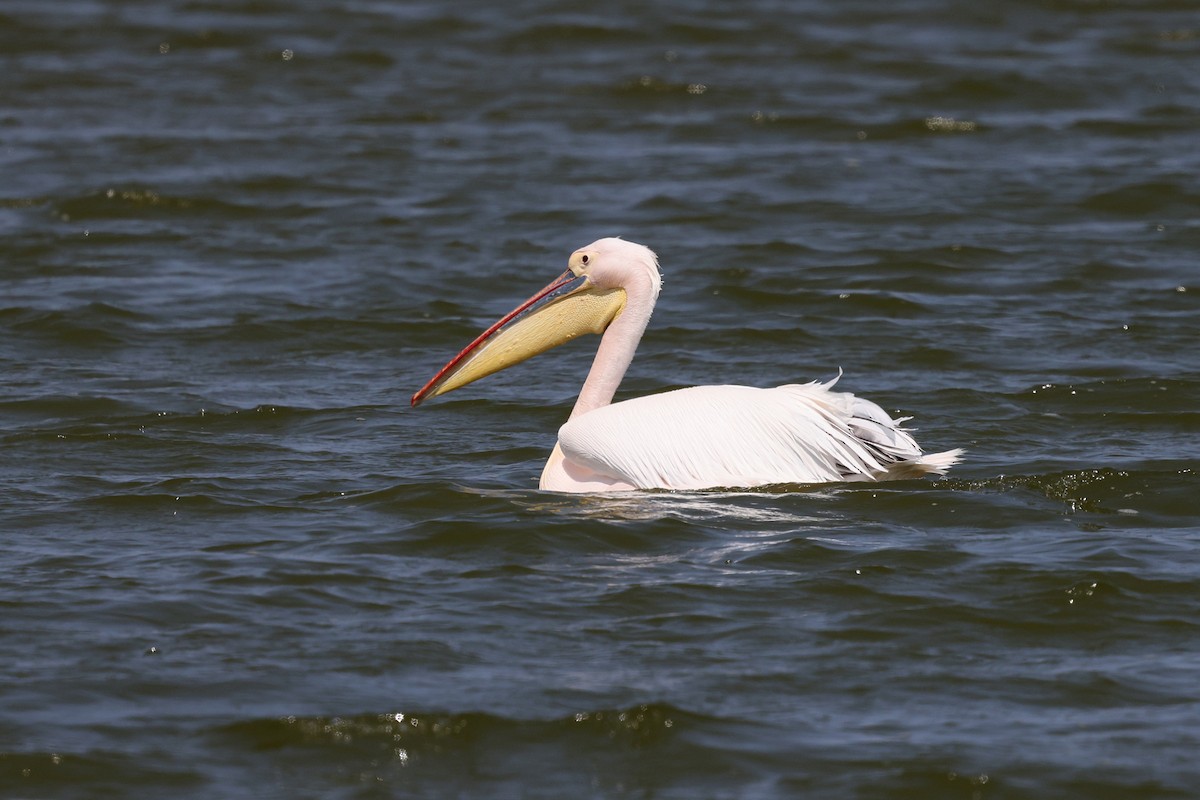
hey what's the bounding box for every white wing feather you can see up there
[556,378,961,490]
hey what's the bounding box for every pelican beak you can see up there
[412,269,626,407]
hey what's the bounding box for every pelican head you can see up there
[412,238,661,406]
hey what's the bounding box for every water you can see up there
[2,1,1198,797]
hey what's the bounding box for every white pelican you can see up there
[413,238,962,492]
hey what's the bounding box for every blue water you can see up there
[2,1,1198,797]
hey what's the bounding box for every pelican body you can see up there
[413,238,961,492]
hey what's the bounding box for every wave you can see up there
[0,750,203,795]
[51,188,316,222]
[1081,179,1200,216]
[216,702,694,752]
[1,302,149,349]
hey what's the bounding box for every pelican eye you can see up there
[568,250,596,277]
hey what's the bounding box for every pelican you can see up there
[412,238,962,492]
